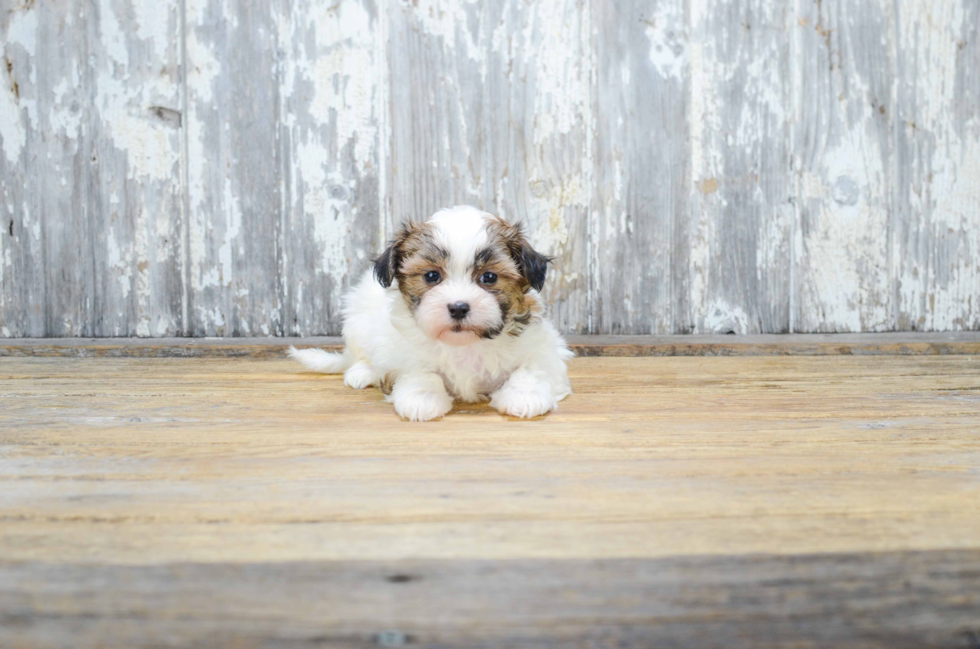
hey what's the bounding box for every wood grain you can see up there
[0,354,978,646]
[591,0,687,335]
[1,3,50,338]
[183,0,283,336]
[2,552,979,649]
[794,0,896,332]
[688,0,793,334]
[386,0,484,220]
[893,0,980,331]
[88,0,185,338]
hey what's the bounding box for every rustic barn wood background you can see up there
[1,0,978,337]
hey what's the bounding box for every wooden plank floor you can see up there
[2,354,980,648]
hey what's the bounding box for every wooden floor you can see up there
[2,352,980,648]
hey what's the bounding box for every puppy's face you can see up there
[374,207,550,346]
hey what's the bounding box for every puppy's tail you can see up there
[287,346,353,374]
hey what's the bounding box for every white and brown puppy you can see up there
[289,205,573,421]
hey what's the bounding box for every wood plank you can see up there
[277,0,382,336]
[87,0,185,337]
[688,0,793,333]
[0,355,979,645]
[184,0,282,336]
[2,551,978,649]
[7,3,97,337]
[893,0,980,331]
[591,0,688,334]
[3,333,980,358]
[0,4,45,337]
[794,0,896,332]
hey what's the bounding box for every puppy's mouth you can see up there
[442,320,479,334]
[436,325,481,346]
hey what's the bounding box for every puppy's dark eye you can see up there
[480,272,498,285]
[423,270,441,284]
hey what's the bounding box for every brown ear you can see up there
[518,238,551,292]
[372,221,424,288]
[373,241,398,288]
[494,220,552,292]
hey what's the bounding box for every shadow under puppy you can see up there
[290,205,574,421]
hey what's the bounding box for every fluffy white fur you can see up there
[289,206,574,421]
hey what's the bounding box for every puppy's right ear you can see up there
[373,222,422,288]
[373,242,398,288]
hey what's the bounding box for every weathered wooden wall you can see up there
[1,0,978,336]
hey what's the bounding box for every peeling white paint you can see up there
[643,4,688,81]
[133,204,153,337]
[523,0,588,145]
[302,0,377,171]
[85,1,180,184]
[0,8,37,165]
[184,27,222,105]
[410,0,483,62]
[295,140,348,282]
[895,0,980,331]
[106,232,132,299]
[529,176,586,256]
[197,305,225,329]
[703,300,750,335]
[0,77,26,166]
[897,1,963,137]
[184,0,223,298]
[688,0,722,330]
[131,0,173,54]
[5,8,37,57]
[218,179,241,287]
[277,0,382,323]
[794,0,897,333]
[799,124,891,332]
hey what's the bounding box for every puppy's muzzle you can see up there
[448,302,470,321]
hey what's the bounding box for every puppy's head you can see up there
[374,206,551,346]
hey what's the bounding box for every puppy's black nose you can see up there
[448,302,470,320]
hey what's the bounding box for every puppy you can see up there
[289,205,574,421]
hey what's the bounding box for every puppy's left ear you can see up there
[499,221,551,292]
[519,241,551,292]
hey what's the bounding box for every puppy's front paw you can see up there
[393,390,454,422]
[343,362,377,389]
[490,372,558,419]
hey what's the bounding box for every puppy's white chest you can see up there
[438,348,509,401]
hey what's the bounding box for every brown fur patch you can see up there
[479,216,548,337]
[379,373,396,396]
[484,217,551,292]
[392,222,448,308]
